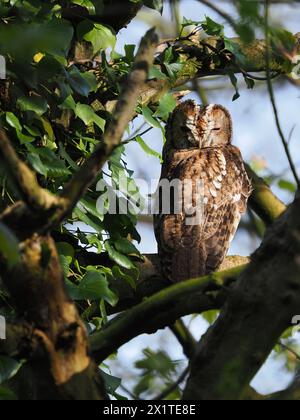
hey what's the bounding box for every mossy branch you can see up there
[89,265,246,363]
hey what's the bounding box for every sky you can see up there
[106,0,300,398]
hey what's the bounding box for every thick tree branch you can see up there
[183,194,300,400]
[246,165,286,224]
[51,28,158,228]
[81,254,249,319]
[0,130,60,213]
[89,265,247,363]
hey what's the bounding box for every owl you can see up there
[154,100,252,283]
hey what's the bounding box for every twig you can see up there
[153,367,190,401]
[279,342,300,362]
[198,0,238,32]
[264,0,300,188]
[239,67,281,81]
[169,319,197,359]
[0,129,59,211]
[51,28,158,228]
[119,385,142,401]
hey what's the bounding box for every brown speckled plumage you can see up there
[154,101,252,283]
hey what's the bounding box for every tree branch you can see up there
[246,165,286,224]
[103,33,300,121]
[0,130,60,212]
[89,265,247,363]
[80,254,249,319]
[183,194,300,400]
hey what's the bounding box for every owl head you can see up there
[166,100,233,149]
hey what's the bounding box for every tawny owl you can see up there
[154,100,252,283]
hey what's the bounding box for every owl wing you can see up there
[154,146,252,283]
[201,146,252,273]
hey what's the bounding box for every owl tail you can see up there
[170,246,207,283]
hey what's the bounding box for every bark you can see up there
[0,234,105,400]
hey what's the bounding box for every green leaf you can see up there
[0,19,73,62]
[28,148,71,178]
[71,0,96,14]
[114,238,140,256]
[6,112,22,131]
[17,96,48,116]
[0,223,20,269]
[75,104,106,131]
[69,270,118,305]
[154,93,177,121]
[56,242,75,278]
[105,241,135,270]
[78,20,116,53]
[100,370,122,394]
[0,357,22,384]
[228,72,240,101]
[278,179,297,193]
[136,136,162,161]
[27,153,48,177]
[202,17,224,37]
[142,106,162,130]
[148,65,167,80]
[112,265,137,290]
[74,207,103,233]
[68,66,91,97]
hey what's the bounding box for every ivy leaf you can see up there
[105,241,135,270]
[202,17,224,37]
[68,271,118,306]
[112,265,137,290]
[136,136,162,161]
[278,179,297,193]
[77,20,116,53]
[56,242,75,279]
[17,96,48,116]
[228,72,240,101]
[114,238,140,256]
[75,104,106,131]
[68,66,91,97]
[142,106,162,129]
[6,112,22,131]
[71,0,96,14]
[154,93,177,121]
